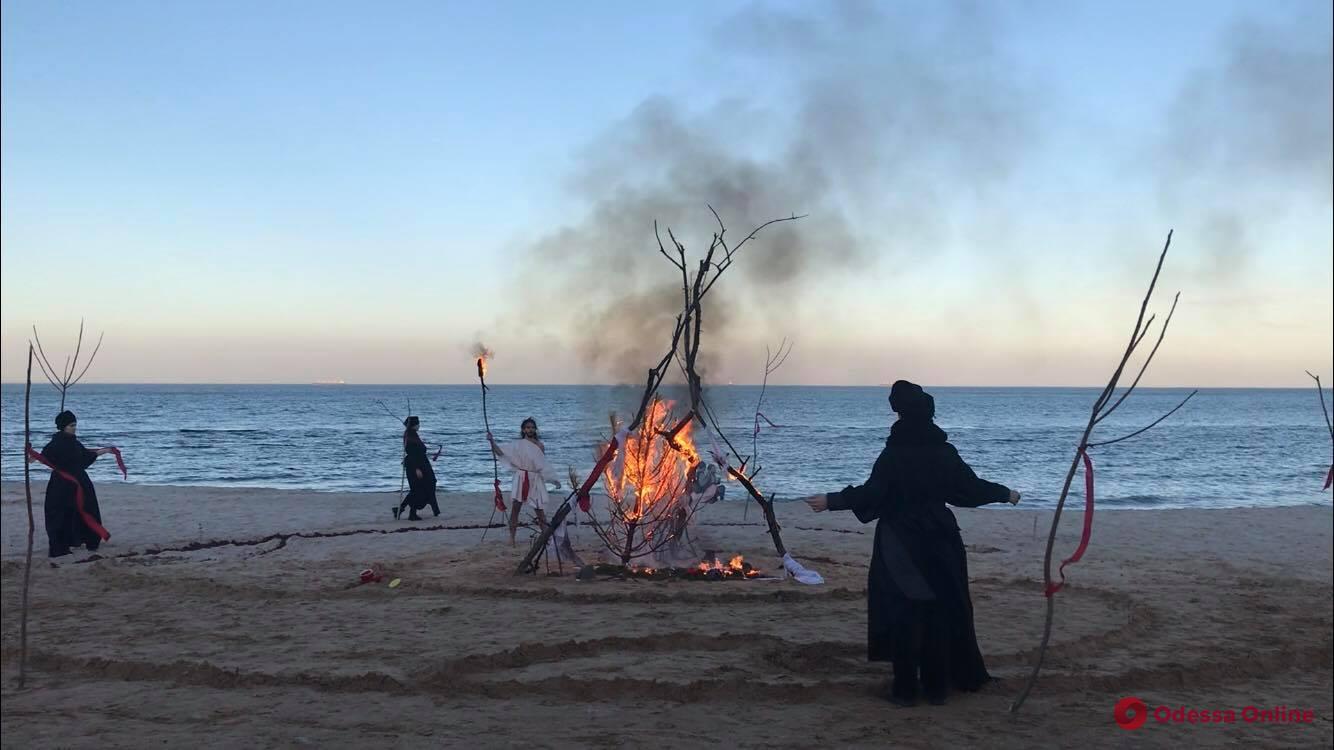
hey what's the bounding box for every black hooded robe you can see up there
[401,437,439,517]
[826,418,1011,703]
[40,431,105,558]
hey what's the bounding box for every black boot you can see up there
[392,505,401,520]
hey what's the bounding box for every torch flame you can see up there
[472,342,494,378]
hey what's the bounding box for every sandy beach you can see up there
[1,481,1330,748]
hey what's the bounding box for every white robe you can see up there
[498,438,560,511]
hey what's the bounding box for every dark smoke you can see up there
[1158,14,1333,281]
[523,1,1037,382]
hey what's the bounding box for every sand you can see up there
[1,480,1330,748]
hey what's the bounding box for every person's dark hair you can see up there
[403,416,422,447]
[520,417,538,438]
[55,410,77,431]
[888,380,935,421]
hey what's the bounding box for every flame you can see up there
[472,342,494,378]
[602,398,699,524]
[693,555,758,577]
[617,554,760,579]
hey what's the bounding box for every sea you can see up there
[2,384,1330,509]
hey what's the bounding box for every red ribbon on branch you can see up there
[576,437,621,513]
[492,479,506,512]
[25,445,111,542]
[1323,465,1332,491]
[1044,447,1095,598]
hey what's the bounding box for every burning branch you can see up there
[1010,231,1196,713]
[581,399,706,565]
[32,320,104,411]
[1305,370,1333,490]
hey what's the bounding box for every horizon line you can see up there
[0,381,1321,390]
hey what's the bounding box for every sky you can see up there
[2,0,1330,386]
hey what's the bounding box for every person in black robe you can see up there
[804,380,1020,706]
[394,416,440,521]
[38,410,116,558]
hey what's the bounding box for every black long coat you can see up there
[402,436,437,511]
[827,417,1011,690]
[40,431,106,558]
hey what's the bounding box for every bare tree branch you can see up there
[1090,231,1173,417]
[1012,230,1189,714]
[753,338,793,470]
[1088,390,1198,447]
[67,333,106,388]
[1306,371,1333,441]
[1096,293,1181,423]
[67,319,86,383]
[32,321,107,410]
[30,327,64,392]
[373,399,403,423]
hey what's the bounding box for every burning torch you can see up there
[474,345,506,536]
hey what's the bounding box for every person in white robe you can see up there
[488,417,562,545]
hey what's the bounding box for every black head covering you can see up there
[55,410,77,429]
[889,380,935,421]
[403,416,420,428]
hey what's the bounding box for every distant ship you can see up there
[312,379,347,385]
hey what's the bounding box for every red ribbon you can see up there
[25,445,111,542]
[492,479,506,512]
[521,471,531,502]
[1323,466,1332,490]
[107,446,129,479]
[576,437,620,514]
[1045,447,1095,597]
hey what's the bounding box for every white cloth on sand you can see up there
[782,553,824,585]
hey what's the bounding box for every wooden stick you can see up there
[477,359,503,544]
[727,467,786,557]
[19,344,35,688]
[1305,371,1333,441]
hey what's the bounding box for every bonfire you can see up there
[515,209,809,582]
[587,399,701,565]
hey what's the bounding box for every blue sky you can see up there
[2,1,1330,385]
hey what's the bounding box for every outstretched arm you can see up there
[810,450,895,524]
[945,446,1018,507]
